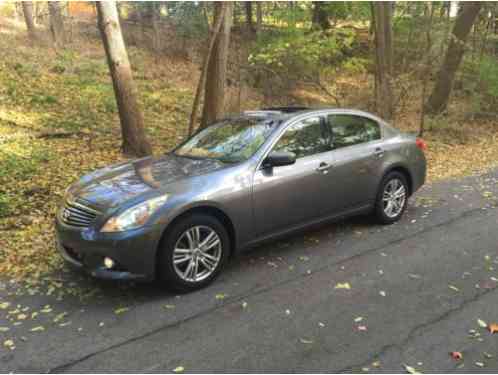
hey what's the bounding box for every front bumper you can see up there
[55,219,164,281]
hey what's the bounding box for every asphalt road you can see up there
[2,169,498,373]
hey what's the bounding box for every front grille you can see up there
[60,199,100,228]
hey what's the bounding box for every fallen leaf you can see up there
[299,338,313,344]
[114,307,129,315]
[379,291,387,297]
[318,322,325,327]
[215,293,226,300]
[354,317,364,323]
[3,339,14,349]
[163,304,175,309]
[173,366,185,373]
[17,313,27,320]
[30,326,44,332]
[53,312,67,323]
[477,319,487,328]
[448,285,460,292]
[0,327,9,332]
[488,323,498,333]
[403,364,421,374]
[0,302,11,310]
[241,301,248,309]
[357,325,368,331]
[372,361,380,368]
[483,352,493,359]
[475,362,484,368]
[450,351,463,360]
[334,282,351,290]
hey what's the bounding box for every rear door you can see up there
[322,114,384,213]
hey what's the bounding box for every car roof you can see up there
[241,107,387,125]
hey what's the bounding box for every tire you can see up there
[158,213,230,292]
[374,171,409,224]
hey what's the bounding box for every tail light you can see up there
[416,138,427,151]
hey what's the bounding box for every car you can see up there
[55,107,426,291]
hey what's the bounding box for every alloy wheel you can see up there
[172,225,222,282]
[382,178,406,218]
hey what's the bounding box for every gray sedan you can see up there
[55,108,426,291]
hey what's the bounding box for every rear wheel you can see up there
[374,171,408,224]
[158,214,230,292]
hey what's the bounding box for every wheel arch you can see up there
[155,205,237,277]
[383,164,413,196]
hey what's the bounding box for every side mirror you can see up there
[263,151,296,168]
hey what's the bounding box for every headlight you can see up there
[100,195,169,233]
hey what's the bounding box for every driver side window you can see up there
[273,117,328,159]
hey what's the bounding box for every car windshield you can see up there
[174,117,278,163]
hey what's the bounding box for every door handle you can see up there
[374,147,384,158]
[316,162,331,173]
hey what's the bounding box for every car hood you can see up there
[70,154,228,209]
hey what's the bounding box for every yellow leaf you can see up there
[114,307,129,315]
[334,282,351,290]
[173,366,184,373]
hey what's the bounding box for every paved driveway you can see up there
[1,170,498,373]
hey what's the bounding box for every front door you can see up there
[252,116,334,237]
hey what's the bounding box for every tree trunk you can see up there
[96,1,152,157]
[312,2,330,30]
[244,2,255,33]
[256,2,263,31]
[425,2,482,115]
[22,2,37,42]
[188,4,227,136]
[200,2,233,129]
[151,2,161,54]
[48,1,66,49]
[419,2,435,137]
[373,2,394,121]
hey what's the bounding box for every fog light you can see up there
[104,257,114,269]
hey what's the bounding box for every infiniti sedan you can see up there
[55,108,426,291]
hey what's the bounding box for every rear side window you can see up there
[327,115,381,149]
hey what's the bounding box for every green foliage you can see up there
[0,147,50,182]
[0,192,10,218]
[30,94,58,105]
[165,2,207,39]
[479,56,498,100]
[249,28,362,82]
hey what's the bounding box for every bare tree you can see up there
[48,1,66,49]
[373,2,394,121]
[419,2,435,137]
[244,2,255,33]
[188,4,228,136]
[256,2,263,31]
[425,2,482,115]
[151,2,161,54]
[96,1,152,157]
[312,2,330,30]
[22,2,37,43]
[200,2,234,129]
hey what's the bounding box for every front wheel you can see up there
[374,171,408,224]
[158,214,230,292]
